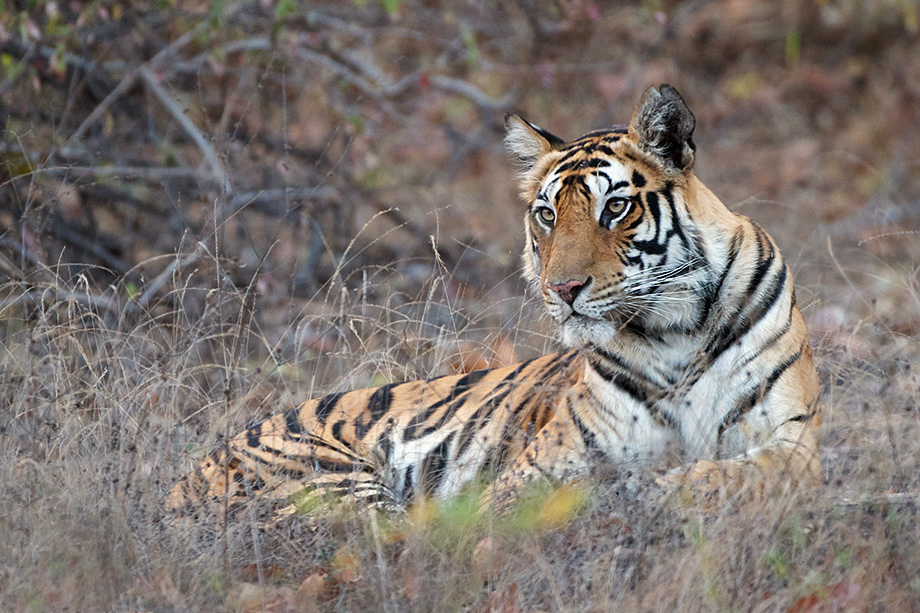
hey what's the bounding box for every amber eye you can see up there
[605,198,630,217]
[535,207,556,226]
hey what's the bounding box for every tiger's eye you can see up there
[605,198,629,217]
[536,207,556,225]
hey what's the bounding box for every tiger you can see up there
[166,84,821,520]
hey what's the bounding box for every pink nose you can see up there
[546,279,586,306]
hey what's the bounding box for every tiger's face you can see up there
[506,86,711,346]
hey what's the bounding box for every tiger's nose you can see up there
[546,278,586,306]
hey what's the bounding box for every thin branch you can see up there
[429,74,516,110]
[67,72,139,143]
[130,244,205,313]
[24,164,214,184]
[0,287,123,314]
[51,219,128,273]
[293,46,414,99]
[138,66,230,195]
[225,186,338,216]
[68,2,244,144]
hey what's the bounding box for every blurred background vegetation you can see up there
[2,0,920,610]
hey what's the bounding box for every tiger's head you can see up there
[506,84,731,347]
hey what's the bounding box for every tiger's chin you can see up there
[558,314,620,348]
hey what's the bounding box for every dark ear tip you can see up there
[658,84,687,104]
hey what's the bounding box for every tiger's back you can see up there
[167,351,582,517]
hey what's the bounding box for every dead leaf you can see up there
[294,571,332,609]
[481,582,522,613]
[225,582,266,612]
[471,536,504,578]
[331,547,362,584]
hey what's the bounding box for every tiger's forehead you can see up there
[538,126,650,203]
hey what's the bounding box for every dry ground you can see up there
[2,1,920,610]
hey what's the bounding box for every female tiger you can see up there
[167,85,820,519]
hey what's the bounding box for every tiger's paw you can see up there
[655,460,738,511]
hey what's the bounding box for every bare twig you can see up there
[35,165,211,183]
[429,74,516,109]
[0,287,123,314]
[293,46,415,99]
[137,66,231,195]
[130,244,206,313]
[68,16,217,143]
[67,71,140,143]
[225,186,338,216]
[51,219,128,273]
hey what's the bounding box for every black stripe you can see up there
[718,345,804,440]
[454,386,514,461]
[500,353,570,427]
[570,406,602,457]
[331,419,349,448]
[284,407,304,436]
[588,357,644,407]
[246,422,263,448]
[355,383,398,438]
[591,345,659,388]
[587,356,676,429]
[401,465,415,501]
[415,395,470,440]
[662,183,690,249]
[560,174,585,189]
[746,227,775,297]
[451,359,537,460]
[632,238,668,255]
[631,170,646,187]
[624,210,645,231]
[404,369,490,440]
[302,433,361,459]
[698,228,743,327]
[315,392,345,426]
[707,263,788,364]
[645,191,661,242]
[420,433,456,495]
[555,157,611,173]
[737,302,795,368]
[312,456,375,473]
[377,431,393,463]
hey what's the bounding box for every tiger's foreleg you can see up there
[660,414,821,510]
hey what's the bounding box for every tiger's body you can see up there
[167,85,820,518]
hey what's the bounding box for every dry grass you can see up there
[3,0,920,610]
[1,243,919,612]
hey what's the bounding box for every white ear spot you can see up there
[504,114,563,172]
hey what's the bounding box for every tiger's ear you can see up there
[504,114,565,171]
[629,84,696,172]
